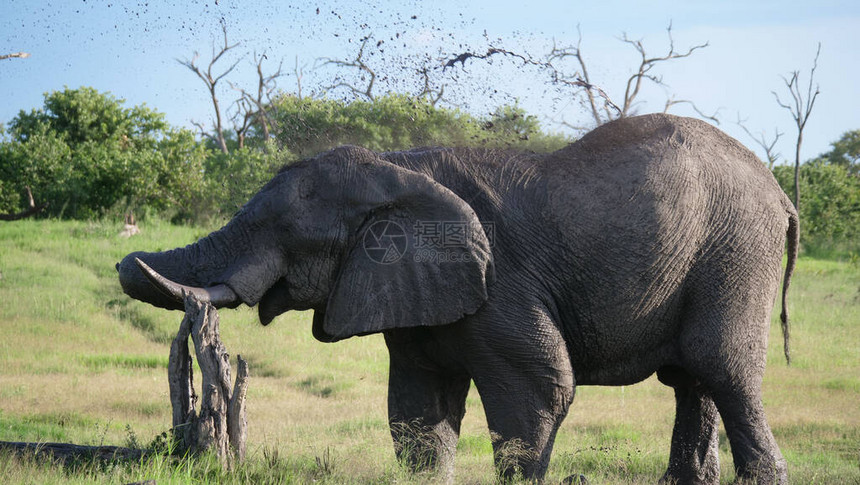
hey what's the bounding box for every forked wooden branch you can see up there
[169,293,249,468]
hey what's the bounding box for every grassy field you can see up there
[0,218,858,484]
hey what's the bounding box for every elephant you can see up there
[117,113,798,484]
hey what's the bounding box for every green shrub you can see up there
[773,159,860,256]
[0,87,208,220]
[266,93,569,158]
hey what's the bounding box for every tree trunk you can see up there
[169,294,248,468]
[793,131,802,212]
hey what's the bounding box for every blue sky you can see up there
[2,0,858,163]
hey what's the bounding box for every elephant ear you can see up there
[318,160,495,342]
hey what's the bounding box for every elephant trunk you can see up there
[116,225,252,311]
[133,258,239,308]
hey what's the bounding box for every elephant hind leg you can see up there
[470,303,575,481]
[678,336,787,484]
[657,366,721,485]
[477,372,575,482]
[679,247,788,484]
[678,321,787,483]
[708,388,786,484]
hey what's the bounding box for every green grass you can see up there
[1,218,858,483]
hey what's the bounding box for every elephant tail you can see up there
[780,211,799,365]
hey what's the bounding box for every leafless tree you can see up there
[293,56,306,100]
[178,22,241,154]
[416,65,447,107]
[320,37,377,101]
[444,23,713,129]
[664,98,720,125]
[616,23,710,119]
[320,37,449,107]
[773,43,821,211]
[230,53,284,150]
[545,30,609,126]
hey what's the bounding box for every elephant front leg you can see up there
[385,335,471,483]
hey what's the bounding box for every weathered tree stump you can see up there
[169,294,248,468]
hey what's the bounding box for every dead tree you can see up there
[444,23,714,128]
[320,36,377,101]
[230,52,284,150]
[178,22,240,154]
[544,27,622,126]
[0,186,47,221]
[169,293,248,468]
[773,43,821,212]
[616,23,710,119]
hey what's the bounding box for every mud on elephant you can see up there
[118,114,797,484]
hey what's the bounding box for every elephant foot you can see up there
[561,473,588,485]
[733,457,788,485]
[660,468,719,485]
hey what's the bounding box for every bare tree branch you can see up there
[546,26,607,125]
[178,22,241,154]
[293,56,305,100]
[320,37,377,101]
[664,98,721,125]
[229,52,284,149]
[736,114,783,169]
[443,32,622,126]
[619,22,709,117]
[773,42,821,211]
[442,22,709,128]
[0,52,30,61]
[416,66,447,106]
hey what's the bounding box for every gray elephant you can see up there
[118,113,797,484]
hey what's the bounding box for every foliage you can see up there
[202,145,294,217]
[0,88,208,219]
[817,129,860,176]
[773,154,860,256]
[0,87,568,222]
[266,93,569,158]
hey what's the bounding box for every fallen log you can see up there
[0,441,146,465]
[0,186,47,221]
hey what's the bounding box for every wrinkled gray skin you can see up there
[118,114,797,484]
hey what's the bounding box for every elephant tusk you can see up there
[134,258,239,308]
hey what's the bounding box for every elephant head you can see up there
[117,146,494,342]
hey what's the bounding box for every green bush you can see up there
[0,87,208,220]
[266,93,569,157]
[203,146,296,215]
[773,159,860,256]
[1,88,569,222]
